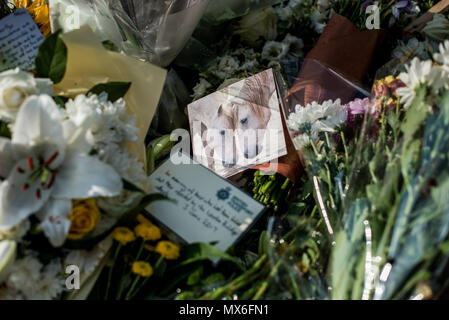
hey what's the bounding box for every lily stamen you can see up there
[45,173,56,190]
[17,166,25,174]
[22,183,29,191]
[36,189,41,200]
[44,151,59,167]
[26,157,34,170]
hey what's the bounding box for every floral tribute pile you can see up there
[2,0,449,301]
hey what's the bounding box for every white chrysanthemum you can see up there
[287,99,347,149]
[292,134,311,149]
[64,237,112,280]
[262,41,290,61]
[396,57,444,108]
[310,9,327,34]
[434,40,449,72]
[212,56,240,80]
[192,78,212,101]
[3,254,65,300]
[33,260,65,300]
[65,93,138,145]
[283,34,304,57]
[98,143,148,188]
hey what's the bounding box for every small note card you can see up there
[0,8,44,72]
[146,152,266,252]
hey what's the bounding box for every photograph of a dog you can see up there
[188,69,287,178]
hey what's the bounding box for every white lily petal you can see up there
[52,152,122,199]
[0,138,15,178]
[0,158,53,228]
[37,198,71,247]
[62,120,94,154]
[12,95,64,148]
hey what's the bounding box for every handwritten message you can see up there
[146,153,266,251]
[0,9,44,72]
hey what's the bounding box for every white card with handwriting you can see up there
[146,153,266,251]
[0,8,44,72]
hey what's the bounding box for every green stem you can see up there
[105,243,122,300]
[125,276,141,300]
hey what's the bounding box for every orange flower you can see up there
[14,0,50,36]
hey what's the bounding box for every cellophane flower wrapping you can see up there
[49,0,210,67]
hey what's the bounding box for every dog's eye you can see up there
[220,130,225,135]
[240,118,248,125]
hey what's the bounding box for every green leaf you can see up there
[0,121,11,139]
[88,82,131,102]
[122,179,145,193]
[53,96,68,109]
[35,30,67,83]
[178,243,244,270]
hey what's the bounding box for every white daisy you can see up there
[396,57,444,108]
[287,99,347,150]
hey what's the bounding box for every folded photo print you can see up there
[188,69,287,178]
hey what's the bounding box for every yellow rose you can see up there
[134,223,161,241]
[155,241,180,260]
[67,199,100,240]
[131,261,153,278]
[112,227,136,245]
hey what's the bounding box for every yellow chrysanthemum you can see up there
[112,227,136,245]
[14,0,50,36]
[155,241,180,260]
[67,199,101,240]
[136,213,153,226]
[131,261,153,278]
[134,223,162,241]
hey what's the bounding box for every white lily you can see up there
[0,95,123,247]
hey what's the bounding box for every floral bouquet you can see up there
[0,24,167,299]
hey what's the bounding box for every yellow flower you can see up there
[384,75,395,84]
[112,227,136,245]
[14,0,50,36]
[131,261,153,278]
[136,213,153,226]
[134,223,161,241]
[155,241,180,260]
[67,199,100,240]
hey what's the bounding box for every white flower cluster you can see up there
[286,99,347,149]
[0,253,65,300]
[65,93,148,216]
[396,40,449,109]
[262,34,304,61]
[65,93,146,186]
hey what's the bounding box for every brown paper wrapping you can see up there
[286,14,387,110]
[256,14,387,184]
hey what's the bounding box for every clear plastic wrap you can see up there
[202,0,282,25]
[49,0,210,67]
